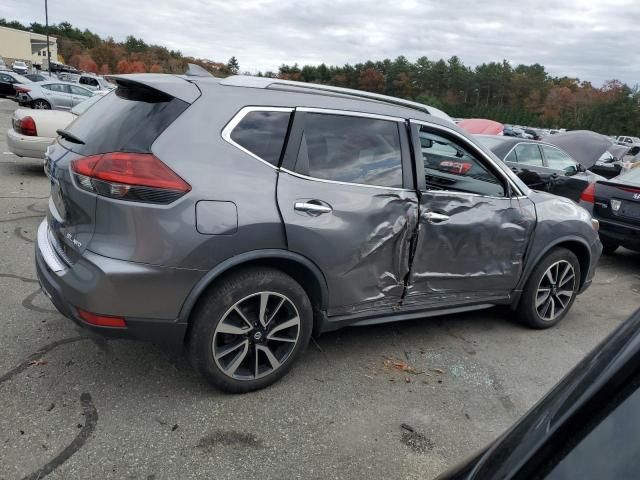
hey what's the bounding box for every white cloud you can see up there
[1,0,638,84]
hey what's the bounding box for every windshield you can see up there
[70,94,104,116]
[475,135,506,149]
[617,167,640,185]
[11,73,32,84]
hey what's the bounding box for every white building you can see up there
[0,25,58,71]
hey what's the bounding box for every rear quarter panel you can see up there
[13,108,75,138]
[88,81,287,270]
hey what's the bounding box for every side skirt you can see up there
[317,301,504,333]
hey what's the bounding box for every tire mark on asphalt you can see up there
[0,214,43,223]
[14,226,34,243]
[27,203,47,214]
[0,195,48,199]
[20,393,98,480]
[23,289,58,314]
[0,273,38,283]
[0,336,87,385]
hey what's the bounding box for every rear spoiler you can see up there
[105,74,201,104]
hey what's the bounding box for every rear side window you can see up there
[45,84,69,93]
[229,110,291,166]
[60,84,189,156]
[295,113,403,188]
[507,143,544,166]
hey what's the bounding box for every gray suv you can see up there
[36,74,602,392]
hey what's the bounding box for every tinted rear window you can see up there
[230,110,291,166]
[295,113,403,188]
[60,84,189,156]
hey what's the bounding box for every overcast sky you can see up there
[2,0,639,85]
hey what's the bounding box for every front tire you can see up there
[188,267,313,393]
[516,248,580,329]
[32,99,51,110]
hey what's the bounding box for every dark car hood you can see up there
[545,130,613,169]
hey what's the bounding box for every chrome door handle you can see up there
[423,211,450,223]
[294,202,332,214]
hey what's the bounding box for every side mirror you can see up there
[577,164,586,172]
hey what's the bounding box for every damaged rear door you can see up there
[277,108,418,317]
[405,122,536,307]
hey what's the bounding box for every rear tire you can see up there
[32,99,51,110]
[516,248,580,329]
[601,240,618,255]
[188,267,313,393]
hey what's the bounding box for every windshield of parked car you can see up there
[70,94,104,116]
[617,167,640,185]
[10,73,32,84]
[475,135,506,149]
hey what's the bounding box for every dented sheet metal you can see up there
[276,168,418,316]
[405,192,535,305]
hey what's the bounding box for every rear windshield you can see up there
[476,135,506,149]
[60,83,189,156]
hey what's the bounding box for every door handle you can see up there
[294,201,332,214]
[423,211,450,223]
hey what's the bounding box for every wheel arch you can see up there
[518,236,592,294]
[179,249,329,330]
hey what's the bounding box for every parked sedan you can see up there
[579,167,640,254]
[437,308,640,480]
[477,135,603,202]
[0,71,31,98]
[7,94,104,159]
[15,81,95,110]
[12,60,29,75]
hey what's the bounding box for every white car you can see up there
[6,93,104,159]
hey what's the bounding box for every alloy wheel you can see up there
[536,260,576,322]
[33,101,49,109]
[212,292,301,381]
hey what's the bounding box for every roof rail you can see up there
[218,75,453,122]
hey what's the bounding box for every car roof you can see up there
[187,74,452,124]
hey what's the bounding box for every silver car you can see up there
[16,80,95,110]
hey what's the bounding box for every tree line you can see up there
[2,18,638,135]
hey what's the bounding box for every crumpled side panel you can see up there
[334,193,419,315]
[405,193,535,304]
[276,168,419,317]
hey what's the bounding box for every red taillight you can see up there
[14,86,31,94]
[580,183,596,203]
[16,116,37,136]
[71,152,191,203]
[77,308,127,328]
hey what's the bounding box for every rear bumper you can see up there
[35,219,204,350]
[7,128,53,159]
[598,217,640,252]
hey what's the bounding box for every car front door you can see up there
[69,85,93,106]
[42,84,73,110]
[504,142,552,190]
[405,121,535,307]
[277,108,418,317]
[540,144,589,202]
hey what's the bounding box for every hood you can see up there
[545,130,613,169]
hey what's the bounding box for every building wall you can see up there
[0,25,58,70]
[0,26,32,60]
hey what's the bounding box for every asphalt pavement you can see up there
[0,97,638,480]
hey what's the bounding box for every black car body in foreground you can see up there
[579,168,640,254]
[477,135,602,202]
[437,308,640,479]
